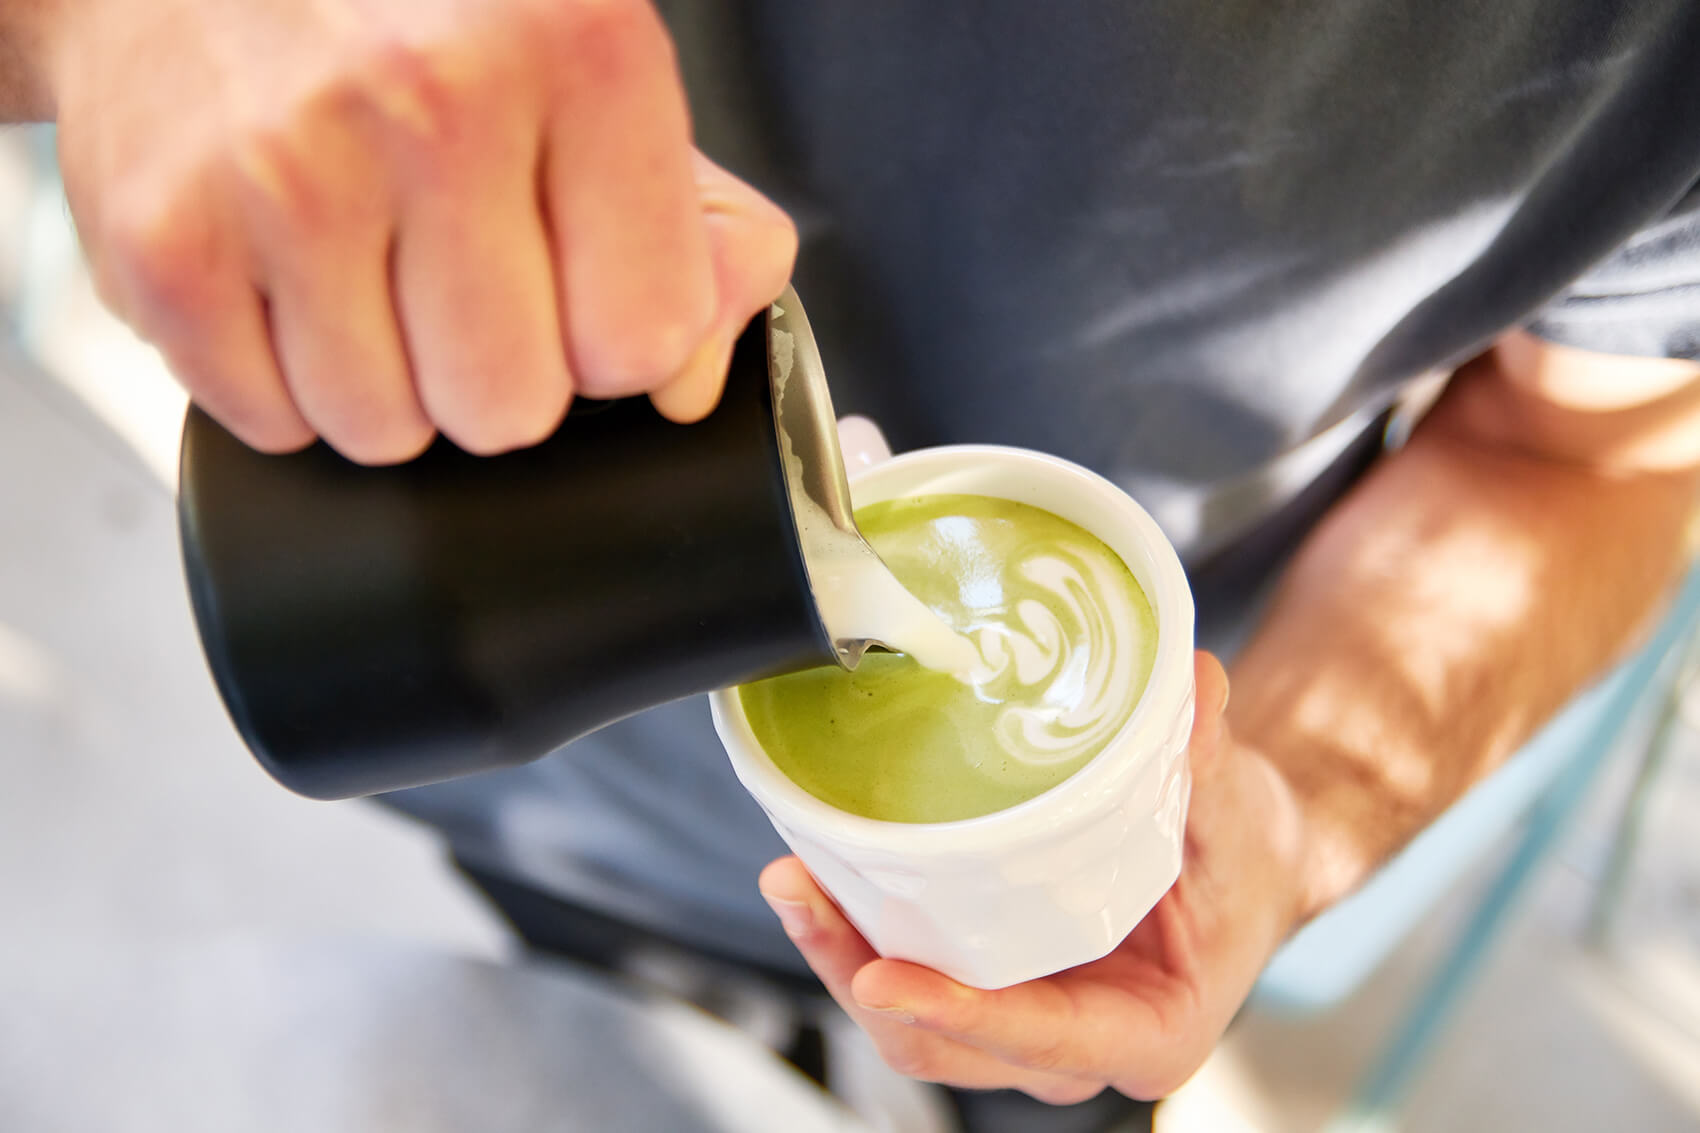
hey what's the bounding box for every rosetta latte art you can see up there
[967,548,1147,767]
[739,494,1158,824]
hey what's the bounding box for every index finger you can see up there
[542,0,716,396]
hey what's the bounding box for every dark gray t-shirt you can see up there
[387,2,1700,971]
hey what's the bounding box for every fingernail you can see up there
[763,894,814,940]
[857,1001,916,1025]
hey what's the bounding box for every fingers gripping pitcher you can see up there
[177,286,964,799]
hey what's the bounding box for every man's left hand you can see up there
[759,652,1310,1104]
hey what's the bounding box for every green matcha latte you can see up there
[739,494,1158,823]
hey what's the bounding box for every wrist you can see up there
[1210,735,1318,948]
[1230,728,1383,928]
[1247,731,1410,927]
[1226,636,1448,928]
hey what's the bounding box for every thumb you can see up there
[649,151,799,423]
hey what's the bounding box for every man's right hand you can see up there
[43,0,796,463]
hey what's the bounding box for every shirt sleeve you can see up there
[1526,180,1700,361]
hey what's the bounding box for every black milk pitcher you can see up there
[178,286,885,800]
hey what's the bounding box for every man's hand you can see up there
[760,653,1311,1104]
[42,0,795,462]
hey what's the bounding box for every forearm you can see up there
[1,0,62,120]
[1229,347,1700,920]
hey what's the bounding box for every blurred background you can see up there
[1,124,1696,1132]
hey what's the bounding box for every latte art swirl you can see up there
[738,494,1158,824]
[964,550,1146,766]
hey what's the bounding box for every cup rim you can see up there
[710,443,1196,855]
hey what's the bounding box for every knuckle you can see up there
[550,0,672,89]
[436,377,569,456]
[337,420,437,466]
[356,36,511,159]
[228,125,337,235]
[493,405,566,453]
[102,192,221,319]
[243,421,318,455]
[306,383,437,465]
[575,311,713,397]
[167,359,312,454]
[204,391,316,454]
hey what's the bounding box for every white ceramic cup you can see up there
[710,442,1196,990]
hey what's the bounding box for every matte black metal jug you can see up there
[179,287,882,799]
